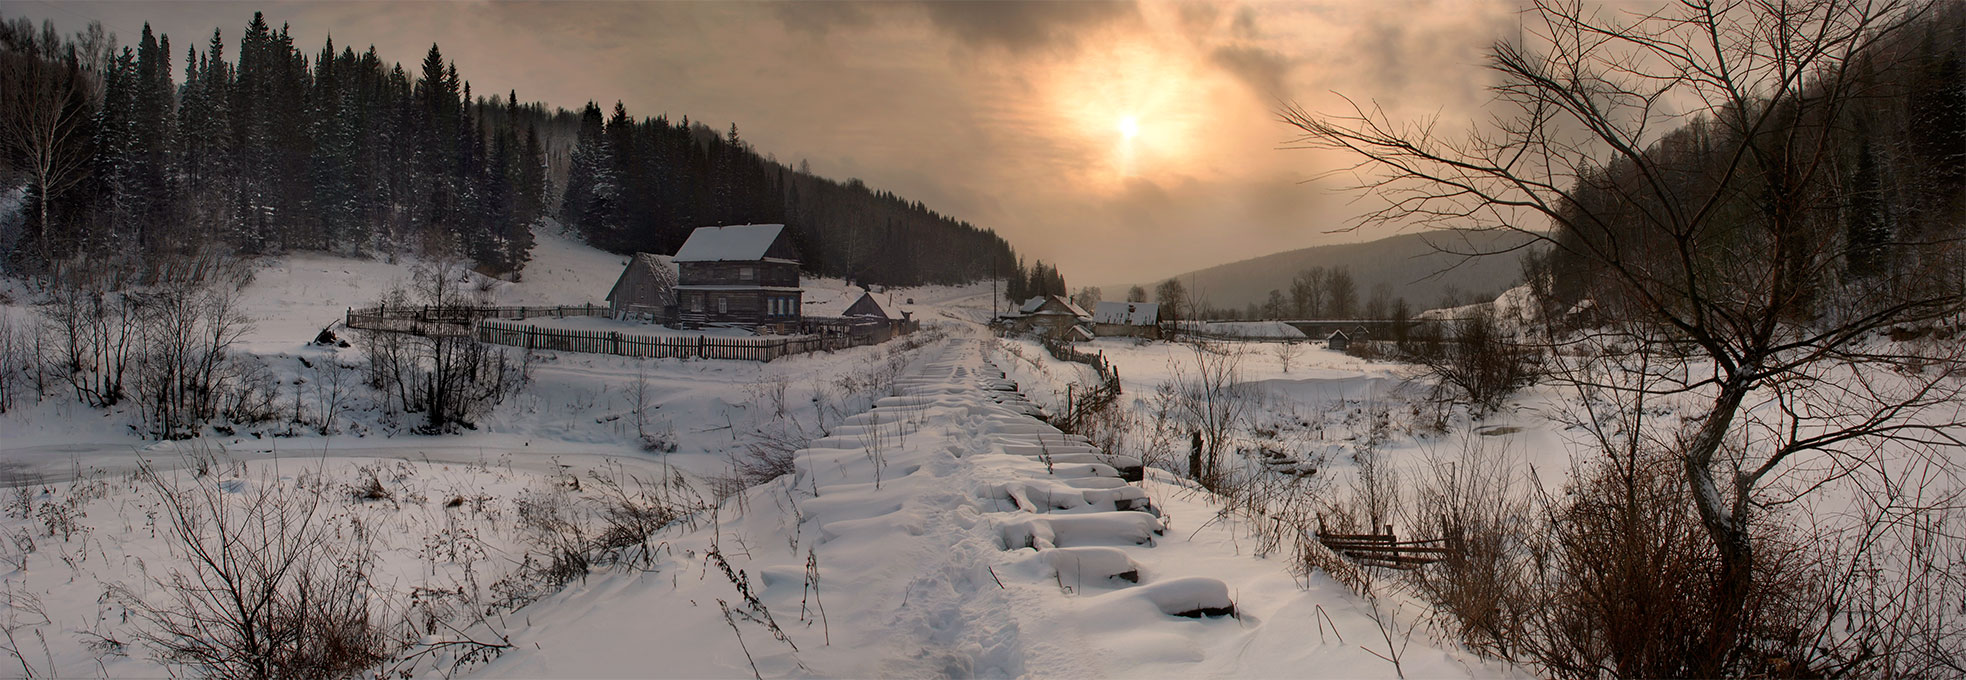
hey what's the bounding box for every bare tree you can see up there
[0,29,96,274]
[1286,0,1965,673]
[1291,267,1326,318]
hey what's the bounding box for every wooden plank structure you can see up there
[1317,525,1455,570]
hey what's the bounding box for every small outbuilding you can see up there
[1325,329,1350,352]
[605,252,677,321]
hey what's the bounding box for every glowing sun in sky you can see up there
[1118,115,1140,142]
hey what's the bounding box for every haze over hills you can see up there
[1112,230,1537,315]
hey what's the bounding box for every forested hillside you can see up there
[0,12,1025,287]
[1529,2,1965,318]
[1120,229,1532,317]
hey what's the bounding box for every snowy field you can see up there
[3,223,1954,676]
[1,227,1503,678]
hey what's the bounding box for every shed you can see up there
[605,253,677,321]
[1325,329,1350,351]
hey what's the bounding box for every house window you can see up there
[717,296,728,315]
[690,294,703,313]
[739,267,754,281]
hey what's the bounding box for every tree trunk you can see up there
[1679,379,1754,675]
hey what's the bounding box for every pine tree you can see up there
[1845,138,1891,277]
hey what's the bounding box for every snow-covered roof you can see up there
[804,286,869,317]
[1092,301,1159,326]
[673,224,786,262]
[1020,295,1089,317]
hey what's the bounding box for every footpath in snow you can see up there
[460,333,1493,678]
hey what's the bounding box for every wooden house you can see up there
[672,224,803,329]
[605,253,677,321]
[1092,301,1162,339]
[1006,295,1093,340]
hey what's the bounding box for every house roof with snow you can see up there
[804,286,901,320]
[1017,295,1090,319]
[673,224,793,263]
[1092,301,1159,326]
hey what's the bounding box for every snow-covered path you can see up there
[458,330,1494,678]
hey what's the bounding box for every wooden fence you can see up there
[346,304,612,335]
[1043,337,1123,431]
[350,304,912,362]
[1316,525,1456,570]
[477,319,865,362]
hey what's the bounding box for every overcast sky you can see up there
[4,0,1515,286]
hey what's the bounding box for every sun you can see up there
[1118,115,1140,142]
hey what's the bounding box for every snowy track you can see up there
[460,332,1488,678]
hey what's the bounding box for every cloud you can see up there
[771,1,874,39]
[917,0,1141,53]
[1209,44,1293,100]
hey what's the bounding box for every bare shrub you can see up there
[120,458,390,679]
[1271,339,1303,373]
[1403,308,1536,416]
[726,422,815,491]
[1406,437,1531,659]
[1167,340,1250,489]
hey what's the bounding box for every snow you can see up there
[671,224,787,262]
[1092,300,1159,326]
[1183,320,1308,338]
[33,222,1936,678]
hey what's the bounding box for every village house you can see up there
[1003,295,1093,341]
[671,224,803,330]
[1091,301,1162,339]
[604,252,677,321]
[805,285,915,344]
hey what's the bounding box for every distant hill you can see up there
[1114,230,1535,315]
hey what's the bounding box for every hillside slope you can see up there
[1116,230,1534,313]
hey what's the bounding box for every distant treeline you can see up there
[558,101,1023,287]
[0,11,1034,288]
